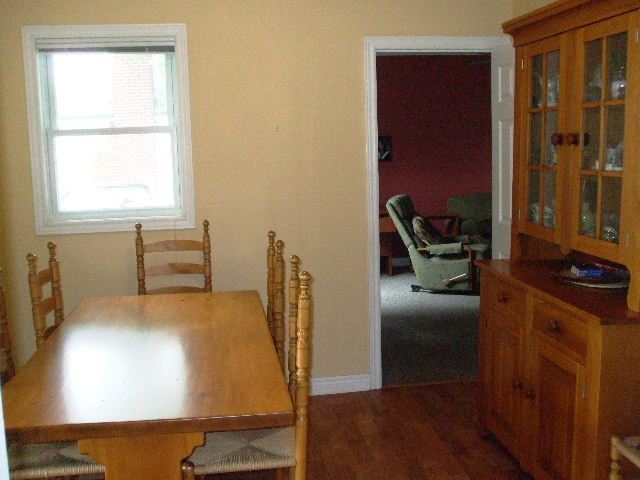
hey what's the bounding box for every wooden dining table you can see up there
[2,291,294,480]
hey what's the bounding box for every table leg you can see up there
[79,432,204,480]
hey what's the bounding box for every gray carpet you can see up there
[381,271,479,387]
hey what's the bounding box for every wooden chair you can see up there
[4,268,105,479]
[26,242,64,348]
[181,261,312,480]
[135,220,212,295]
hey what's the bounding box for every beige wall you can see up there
[513,0,555,17]
[0,0,514,378]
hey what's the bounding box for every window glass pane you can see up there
[543,170,556,228]
[605,105,624,171]
[528,170,540,224]
[579,176,597,237]
[607,32,627,101]
[584,39,602,103]
[53,132,175,212]
[581,107,600,170]
[545,110,558,167]
[546,51,560,107]
[49,52,171,130]
[531,54,543,108]
[530,112,542,166]
[601,176,621,243]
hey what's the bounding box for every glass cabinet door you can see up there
[577,30,627,244]
[526,48,560,230]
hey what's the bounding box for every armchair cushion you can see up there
[424,243,463,255]
[412,215,444,245]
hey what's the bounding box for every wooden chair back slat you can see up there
[37,269,52,284]
[135,220,212,295]
[146,263,205,277]
[144,239,205,253]
[144,285,205,295]
[40,296,56,315]
[0,268,16,384]
[27,242,65,348]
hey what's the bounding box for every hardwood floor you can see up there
[206,381,531,480]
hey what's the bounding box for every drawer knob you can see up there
[524,388,536,400]
[497,293,508,303]
[512,379,523,390]
[547,319,562,334]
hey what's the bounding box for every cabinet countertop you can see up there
[477,259,640,325]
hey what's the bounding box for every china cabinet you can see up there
[506,0,640,311]
[478,3,640,480]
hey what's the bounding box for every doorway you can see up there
[378,53,490,387]
[365,36,515,390]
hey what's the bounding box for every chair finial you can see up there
[299,271,311,288]
[26,253,38,275]
[47,242,57,261]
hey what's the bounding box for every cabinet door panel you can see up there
[516,35,569,246]
[527,338,585,480]
[482,308,523,454]
[570,13,636,261]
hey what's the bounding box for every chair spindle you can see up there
[273,240,286,369]
[295,271,312,480]
[266,231,276,339]
[288,255,300,398]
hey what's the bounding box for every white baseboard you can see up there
[310,374,371,396]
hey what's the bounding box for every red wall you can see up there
[377,55,492,215]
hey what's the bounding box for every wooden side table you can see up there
[610,435,640,479]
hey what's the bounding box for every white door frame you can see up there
[365,36,514,390]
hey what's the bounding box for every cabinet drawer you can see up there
[483,275,526,318]
[532,298,587,359]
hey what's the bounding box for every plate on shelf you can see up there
[552,269,630,289]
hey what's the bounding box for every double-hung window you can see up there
[22,24,194,234]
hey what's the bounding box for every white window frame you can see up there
[22,24,195,235]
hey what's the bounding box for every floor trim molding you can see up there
[311,374,371,396]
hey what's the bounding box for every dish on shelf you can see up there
[552,269,630,289]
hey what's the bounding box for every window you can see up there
[22,24,194,234]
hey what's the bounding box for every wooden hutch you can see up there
[478,1,640,479]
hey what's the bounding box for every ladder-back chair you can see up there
[135,219,212,295]
[26,242,64,348]
[4,269,104,479]
[182,260,312,480]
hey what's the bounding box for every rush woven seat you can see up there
[9,442,104,479]
[185,427,296,475]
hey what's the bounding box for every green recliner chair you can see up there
[386,194,490,292]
